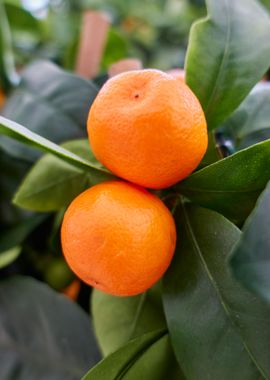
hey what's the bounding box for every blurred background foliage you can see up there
[1,0,206,88]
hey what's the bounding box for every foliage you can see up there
[1,0,270,379]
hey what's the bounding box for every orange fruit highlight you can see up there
[166,68,185,82]
[61,181,176,296]
[87,69,207,189]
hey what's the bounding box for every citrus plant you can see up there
[1,0,270,379]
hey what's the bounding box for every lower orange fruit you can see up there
[61,181,176,296]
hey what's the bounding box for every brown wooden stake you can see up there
[75,11,110,79]
[108,58,143,78]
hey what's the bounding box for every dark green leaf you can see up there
[163,203,270,379]
[0,0,19,90]
[0,214,46,252]
[0,115,108,172]
[222,82,270,147]
[0,148,31,226]
[185,0,270,129]
[175,139,270,223]
[82,329,183,380]
[13,139,114,212]
[231,180,270,302]
[0,276,100,380]
[92,283,166,356]
[0,60,97,161]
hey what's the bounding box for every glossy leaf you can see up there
[13,139,114,212]
[163,203,270,379]
[185,0,270,129]
[230,180,270,302]
[0,276,100,380]
[0,60,97,161]
[82,330,183,380]
[0,0,19,89]
[175,139,270,223]
[0,115,107,172]
[0,246,21,269]
[92,283,166,356]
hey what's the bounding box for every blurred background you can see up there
[1,0,206,83]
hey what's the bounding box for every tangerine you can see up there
[87,69,207,189]
[61,181,176,296]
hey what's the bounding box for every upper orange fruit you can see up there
[61,181,176,296]
[87,69,207,189]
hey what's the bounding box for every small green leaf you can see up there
[0,276,100,380]
[0,246,21,269]
[185,0,270,129]
[0,60,97,161]
[82,329,183,380]
[230,180,270,302]
[92,283,166,356]
[13,139,114,212]
[163,203,270,379]
[176,139,270,223]
[0,115,107,172]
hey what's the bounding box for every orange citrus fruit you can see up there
[61,181,176,296]
[87,69,207,189]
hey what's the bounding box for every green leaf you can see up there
[175,139,270,223]
[92,283,166,356]
[230,180,270,302]
[0,0,19,90]
[222,83,270,148]
[0,115,108,172]
[13,139,115,212]
[5,2,42,38]
[185,0,270,129]
[0,246,21,269]
[0,60,97,161]
[0,276,100,379]
[82,329,183,380]
[163,202,270,379]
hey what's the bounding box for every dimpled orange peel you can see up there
[61,181,176,296]
[87,69,208,189]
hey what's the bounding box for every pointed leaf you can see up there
[0,115,107,172]
[13,140,114,212]
[92,283,166,356]
[163,203,270,379]
[231,180,270,302]
[176,139,270,223]
[82,330,184,380]
[185,0,270,129]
